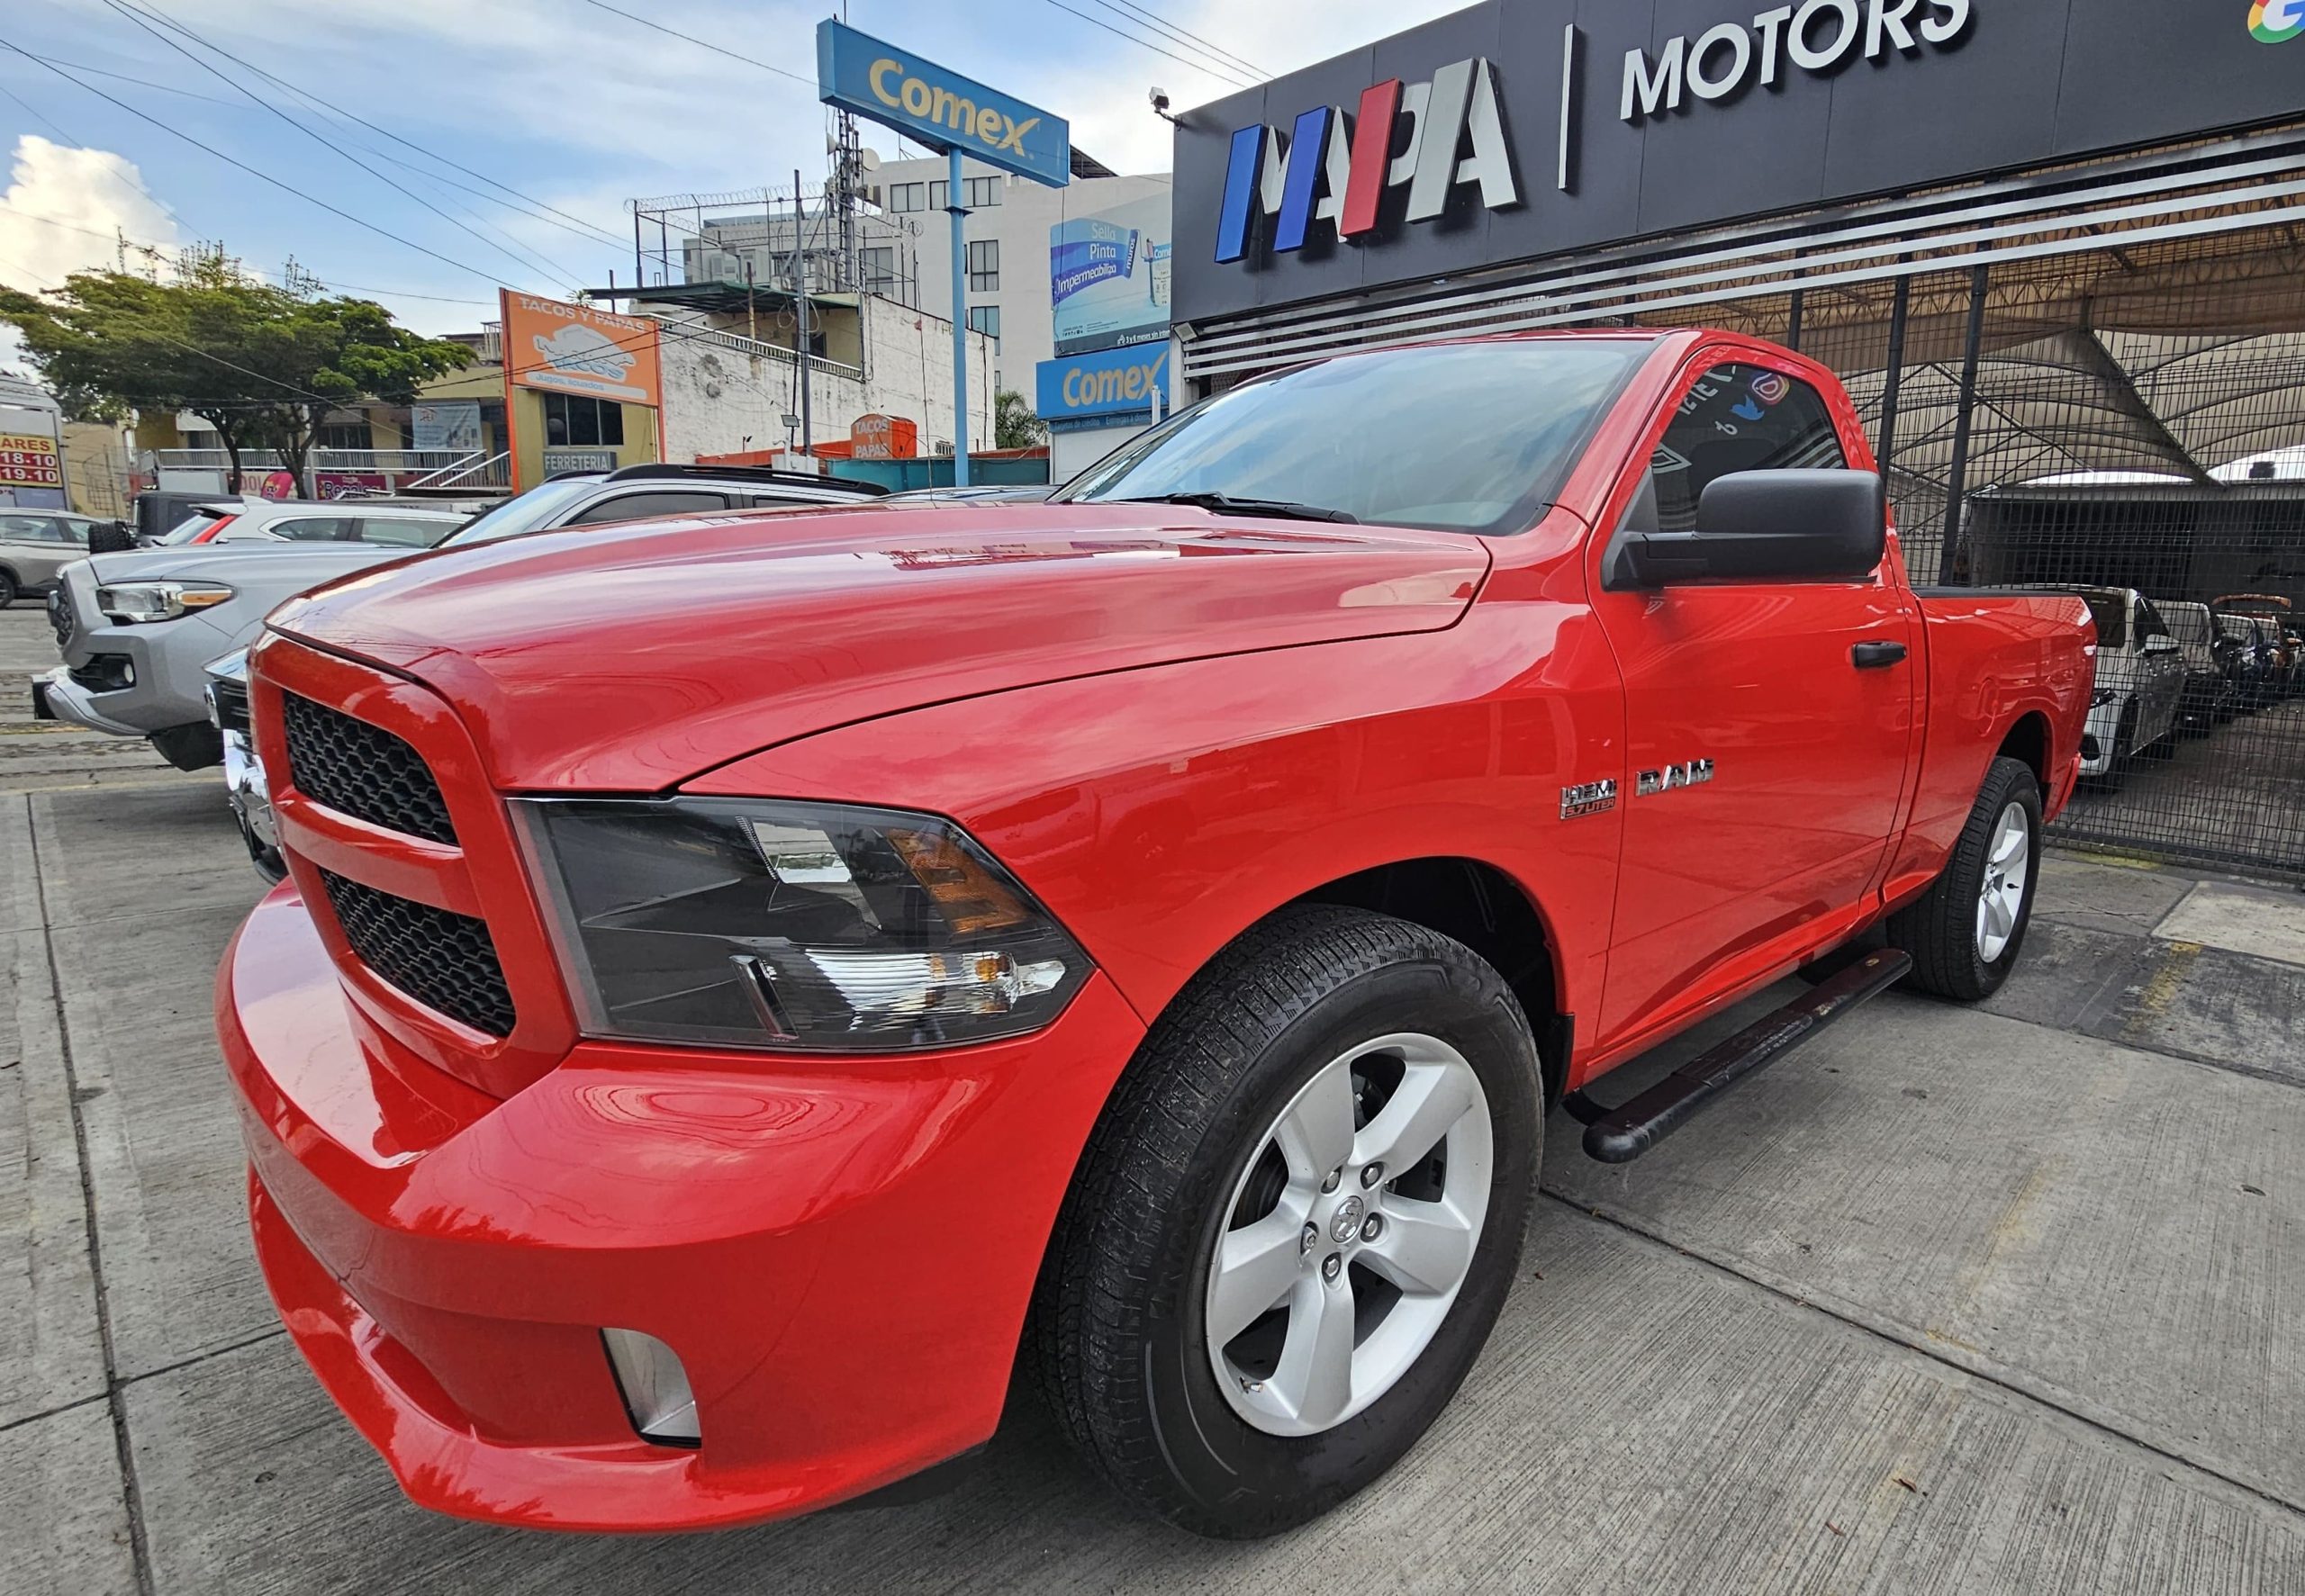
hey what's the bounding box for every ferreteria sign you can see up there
[1173,0,2305,324]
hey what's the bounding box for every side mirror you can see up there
[1608,469,1887,589]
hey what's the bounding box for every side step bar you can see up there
[1561,948,1912,1164]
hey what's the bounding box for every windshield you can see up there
[438,478,603,547]
[2083,594,2128,649]
[1060,338,1650,535]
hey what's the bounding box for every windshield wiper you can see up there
[1107,491,1358,524]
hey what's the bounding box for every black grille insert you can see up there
[282,693,456,844]
[211,679,251,738]
[318,870,516,1037]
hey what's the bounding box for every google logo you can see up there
[2253,1,2305,43]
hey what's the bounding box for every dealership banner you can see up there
[1050,192,1172,356]
[501,291,662,406]
[1174,0,2305,323]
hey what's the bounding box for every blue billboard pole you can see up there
[817,20,1070,487]
[948,148,968,484]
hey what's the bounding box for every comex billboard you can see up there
[1036,342,1169,429]
[817,19,1071,185]
[1050,192,1171,357]
[1173,0,2305,324]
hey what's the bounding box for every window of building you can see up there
[861,246,898,294]
[965,176,1001,208]
[888,183,925,212]
[967,239,999,293]
[965,305,1000,344]
[315,422,371,452]
[542,392,626,448]
[928,180,948,212]
[1648,364,1847,533]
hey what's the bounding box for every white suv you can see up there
[156,499,470,549]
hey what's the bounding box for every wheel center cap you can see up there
[1330,1195,1366,1243]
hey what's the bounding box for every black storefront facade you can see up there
[1168,0,2305,879]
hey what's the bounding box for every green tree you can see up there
[994,388,1047,450]
[0,252,471,491]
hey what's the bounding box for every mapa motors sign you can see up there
[1215,2,1972,266]
[1176,0,2305,324]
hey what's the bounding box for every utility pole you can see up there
[744,257,757,345]
[947,150,969,487]
[793,170,813,453]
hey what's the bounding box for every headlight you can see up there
[511,797,1091,1051]
[95,581,234,624]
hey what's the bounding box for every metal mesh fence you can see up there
[1628,222,2305,879]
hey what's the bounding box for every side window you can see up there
[1651,363,1849,532]
[0,515,59,542]
[744,492,824,510]
[565,491,729,527]
[357,517,452,548]
[264,516,357,542]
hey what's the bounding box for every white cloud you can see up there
[0,134,183,374]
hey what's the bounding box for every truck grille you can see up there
[282,692,457,845]
[317,869,516,1038]
[211,678,251,737]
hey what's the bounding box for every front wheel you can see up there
[1033,905,1541,1538]
[1886,755,2042,1002]
[0,569,16,609]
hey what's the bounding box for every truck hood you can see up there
[265,503,1491,790]
[81,545,402,588]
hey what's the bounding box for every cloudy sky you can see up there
[0,0,1466,367]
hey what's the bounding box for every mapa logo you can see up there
[2253,0,2305,41]
[1214,58,1518,265]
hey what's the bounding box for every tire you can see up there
[1032,904,1541,1538]
[0,568,16,609]
[1886,755,2042,1002]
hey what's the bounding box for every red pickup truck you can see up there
[219,329,2092,1539]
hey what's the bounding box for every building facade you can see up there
[1167,0,2305,882]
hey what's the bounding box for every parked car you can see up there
[2155,600,2237,732]
[34,465,889,780]
[0,508,109,606]
[153,498,467,548]
[2214,610,2278,708]
[2070,587,2183,787]
[216,331,2093,1538]
[2215,597,2299,699]
[201,648,277,881]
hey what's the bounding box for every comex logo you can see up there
[2254,0,2305,41]
[1214,59,1518,264]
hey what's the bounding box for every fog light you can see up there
[601,1328,701,1447]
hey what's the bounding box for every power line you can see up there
[1034,0,1255,89]
[0,203,494,302]
[109,2,629,251]
[1089,0,1267,81]
[0,33,531,292]
[99,0,589,293]
[573,0,818,88]
[14,51,242,110]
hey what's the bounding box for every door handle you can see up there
[1851,640,1909,669]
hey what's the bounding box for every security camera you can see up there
[1149,86,1180,125]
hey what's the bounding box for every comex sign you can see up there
[1215,1,1977,266]
[1037,344,1169,428]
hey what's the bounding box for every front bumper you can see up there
[2078,699,2121,775]
[221,880,1143,1531]
[32,663,149,737]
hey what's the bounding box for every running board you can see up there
[1561,948,1912,1164]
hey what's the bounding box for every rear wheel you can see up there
[1033,905,1541,1538]
[1886,755,2041,1002]
[0,569,16,609]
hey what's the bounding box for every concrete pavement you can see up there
[2,604,2301,1594]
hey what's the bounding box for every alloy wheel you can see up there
[1974,799,2030,963]
[1204,1032,1493,1438]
